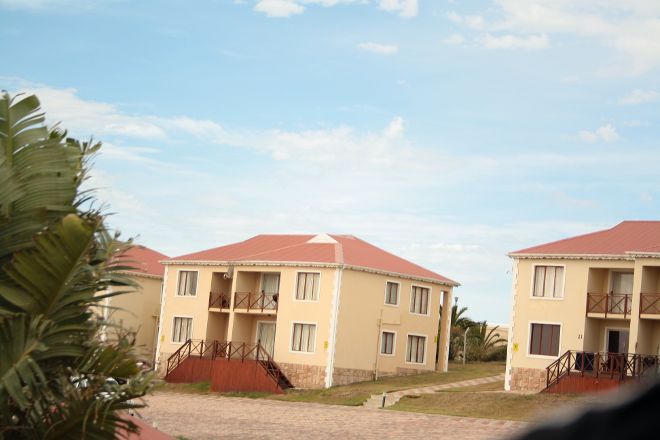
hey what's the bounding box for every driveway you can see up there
[139,393,526,439]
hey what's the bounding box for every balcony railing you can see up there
[546,350,660,390]
[208,291,231,310]
[586,293,632,318]
[641,293,660,315]
[233,291,278,312]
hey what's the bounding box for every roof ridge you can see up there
[229,239,324,261]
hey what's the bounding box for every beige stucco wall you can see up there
[156,262,454,387]
[333,270,448,377]
[506,255,660,391]
[107,274,162,364]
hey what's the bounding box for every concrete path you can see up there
[362,374,506,409]
[140,391,524,440]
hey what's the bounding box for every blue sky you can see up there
[2,0,659,323]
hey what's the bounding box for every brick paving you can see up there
[139,392,525,439]
[363,374,506,408]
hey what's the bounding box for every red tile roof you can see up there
[122,245,168,278]
[510,221,660,256]
[168,234,458,285]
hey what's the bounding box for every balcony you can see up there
[587,293,632,318]
[208,291,231,311]
[233,291,278,313]
[640,293,660,318]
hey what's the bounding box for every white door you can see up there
[256,322,276,359]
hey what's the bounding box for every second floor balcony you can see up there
[233,291,279,313]
[587,293,632,318]
[640,293,660,317]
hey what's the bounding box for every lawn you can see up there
[268,361,505,406]
[389,382,594,421]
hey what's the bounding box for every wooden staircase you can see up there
[166,340,293,392]
[544,350,660,393]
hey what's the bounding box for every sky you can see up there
[1,0,659,324]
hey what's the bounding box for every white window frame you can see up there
[293,271,321,303]
[409,284,432,316]
[529,264,565,300]
[380,330,397,356]
[526,321,562,359]
[171,315,193,344]
[175,269,199,297]
[405,332,428,365]
[603,326,630,354]
[289,321,317,354]
[384,280,400,307]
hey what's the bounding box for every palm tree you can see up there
[467,321,507,362]
[438,303,476,361]
[0,92,153,439]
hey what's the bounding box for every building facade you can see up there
[155,234,458,388]
[505,221,660,391]
[102,245,168,365]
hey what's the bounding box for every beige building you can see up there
[103,245,168,365]
[155,234,458,388]
[505,221,660,391]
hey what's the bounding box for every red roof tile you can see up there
[123,245,168,277]
[510,221,660,256]
[169,234,458,285]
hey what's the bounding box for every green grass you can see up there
[390,388,593,421]
[269,362,505,406]
[155,380,212,394]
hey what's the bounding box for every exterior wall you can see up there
[507,255,660,391]
[333,269,448,382]
[107,274,162,364]
[156,262,453,388]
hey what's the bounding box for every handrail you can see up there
[209,291,231,309]
[166,339,293,389]
[545,350,660,390]
[640,293,660,315]
[586,293,632,317]
[233,291,279,312]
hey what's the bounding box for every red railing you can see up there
[545,350,660,390]
[165,339,292,389]
[641,293,660,315]
[233,291,278,312]
[586,293,632,317]
[209,291,231,309]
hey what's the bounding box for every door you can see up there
[610,272,633,313]
[256,322,276,359]
[607,329,629,353]
[260,273,280,309]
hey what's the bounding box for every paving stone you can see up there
[139,390,525,440]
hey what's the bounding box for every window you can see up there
[385,282,399,305]
[261,273,281,294]
[529,323,560,356]
[295,272,320,301]
[532,266,564,298]
[410,286,430,315]
[381,331,395,355]
[406,335,426,363]
[291,323,316,352]
[611,272,633,295]
[177,271,198,296]
[172,317,192,343]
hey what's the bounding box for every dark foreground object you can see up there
[513,380,660,440]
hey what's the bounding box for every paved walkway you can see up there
[362,374,506,409]
[140,391,525,439]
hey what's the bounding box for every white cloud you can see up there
[254,0,303,17]
[448,1,660,75]
[578,124,620,143]
[619,89,660,105]
[357,42,399,55]
[480,33,549,50]
[443,33,465,45]
[378,0,417,18]
[251,0,417,18]
[383,116,404,138]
